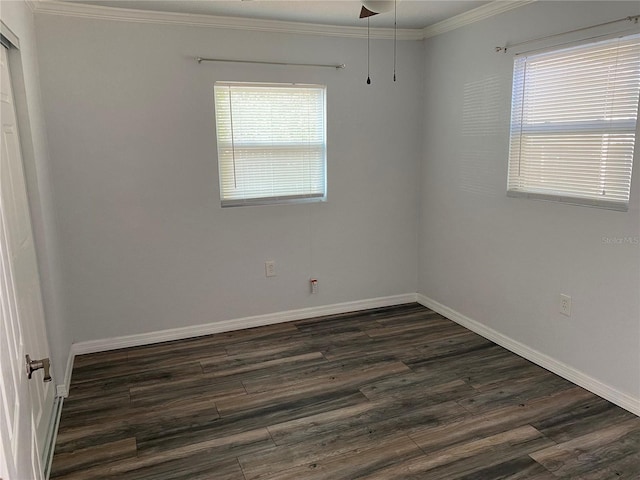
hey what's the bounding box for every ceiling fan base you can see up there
[359,6,379,19]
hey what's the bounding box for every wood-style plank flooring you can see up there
[51,304,640,479]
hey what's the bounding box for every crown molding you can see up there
[30,0,423,40]
[31,0,533,40]
[422,0,537,39]
[25,0,38,13]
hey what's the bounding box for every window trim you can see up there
[506,33,640,212]
[214,81,327,208]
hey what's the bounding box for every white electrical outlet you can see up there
[310,278,318,294]
[265,261,276,277]
[559,294,571,316]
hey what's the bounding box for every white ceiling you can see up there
[60,0,491,29]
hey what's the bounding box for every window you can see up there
[214,82,326,207]
[507,33,640,211]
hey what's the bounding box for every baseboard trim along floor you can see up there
[59,293,417,396]
[43,396,64,480]
[51,303,640,479]
[57,292,639,417]
[416,294,640,417]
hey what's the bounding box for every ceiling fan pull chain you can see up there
[367,17,371,84]
[393,0,397,81]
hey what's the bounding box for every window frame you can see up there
[506,33,640,212]
[214,81,327,208]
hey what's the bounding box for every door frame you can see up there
[1,20,61,480]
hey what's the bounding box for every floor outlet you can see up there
[559,294,571,317]
[265,261,276,277]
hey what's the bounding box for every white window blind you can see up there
[507,33,640,211]
[214,82,326,207]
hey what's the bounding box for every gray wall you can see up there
[34,15,423,343]
[419,1,640,400]
[1,1,68,386]
[30,1,640,405]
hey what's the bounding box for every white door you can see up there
[0,44,54,480]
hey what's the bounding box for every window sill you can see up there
[221,195,326,208]
[507,190,629,212]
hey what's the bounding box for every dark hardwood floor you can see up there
[51,304,640,479]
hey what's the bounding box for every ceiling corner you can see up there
[422,0,537,39]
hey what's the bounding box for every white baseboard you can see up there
[417,294,640,417]
[43,396,63,480]
[56,350,75,399]
[58,291,638,417]
[61,293,417,389]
